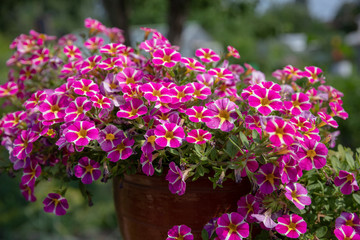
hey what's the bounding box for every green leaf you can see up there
[252,130,260,143]
[315,226,328,238]
[239,132,249,149]
[330,155,341,171]
[201,229,209,240]
[345,152,355,170]
[352,192,360,205]
[225,139,239,158]
[235,107,244,120]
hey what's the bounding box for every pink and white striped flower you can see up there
[227,45,240,59]
[186,106,214,123]
[116,67,143,87]
[169,84,194,103]
[19,66,37,81]
[152,48,181,68]
[0,82,18,97]
[195,48,220,63]
[39,94,71,121]
[140,152,155,176]
[166,225,193,240]
[290,116,312,132]
[166,162,186,195]
[330,102,349,120]
[297,139,328,171]
[208,68,234,81]
[84,36,104,50]
[91,94,112,109]
[154,123,185,148]
[284,93,312,116]
[283,65,304,81]
[63,45,82,60]
[30,48,49,65]
[117,98,147,119]
[237,194,260,223]
[335,212,360,233]
[334,170,359,195]
[24,90,46,110]
[65,121,99,146]
[276,214,307,239]
[265,118,295,146]
[100,43,125,56]
[74,157,101,184]
[189,82,211,100]
[2,111,27,128]
[65,97,92,122]
[98,125,124,151]
[248,88,282,116]
[255,163,280,194]
[334,225,360,240]
[43,193,69,216]
[141,129,163,154]
[20,183,36,202]
[206,98,238,132]
[21,159,41,187]
[186,129,212,144]
[80,55,102,74]
[318,111,339,128]
[181,57,206,72]
[72,79,99,97]
[245,115,263,136]
[196,73,214,87]
[107,137,134,162]
[284,183,311,210]
[302,66,323,84]
[97,57,122,70]
[141,82,171,103]
[216,212,249,240]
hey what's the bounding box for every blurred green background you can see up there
[0,0,360,239]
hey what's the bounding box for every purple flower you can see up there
[166,225,193,240]
[140,152,154,176]
[107,137,134,162]
[43,193,69,216]
[20,183,36,202]
[216,212,249,240]
[255,163,280,194]
[334,171,360,195]
[237,194,260,223]
[203,217,218,239]
[98,125,124,151]
[335,212,360,234]
[13,130,38,160]
[21,159,41,187]
[298,139,328,171]
[166,162,186,195]
[74,157,101,184]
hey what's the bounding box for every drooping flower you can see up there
[20,183,36,202]
[216,212,249,240]
[284,183,311,210]
[245,115,263,136]
[278,154,300,184]
[72,79,99,97]
[21,159,41,187]
[107,137,135,162]
[154,123,185,148]
[334,225,360,240]
[166,162,186,195]
[140,152,154,176]
[195,48,220,63]
[255,163,280,194]
[65,121,99,146]
[166,225,193,240]
[237,194,260,223]
[43,193,69,216]
[334,170,360,195]
[297,139,328,171]
[248,88,282,116]
[275,214,307,239]
[206,98,238,132]
[265,118,295,146]
[74,157,101,184]
[152,48,181,68]
[186,106,214,123]
[284,93,312,116]
[186,129,212,144]
[117,98,147,119]
[335,212,360,233]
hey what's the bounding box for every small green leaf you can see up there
[353,192,360,205]
[252,130,260,143]
[345,152,355,170]
[201,229,209,240]
[239,132,249,149]
[315,226,328,238]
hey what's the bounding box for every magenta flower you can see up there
[186,129,212,144]
[98,57,122,70]
[24,90,46,110]
[216,212,249,240]
[166,162,186,195]
[65,121,99,146]
[98,125,124,151]
[334,170,359,195]
[197,73,214,87]
[13,130,38,160]
[298,139,328,171]
[206,98,238,132]
[100,43,125,56]
[0,82,18,97]
[154,123,185,148]
[284,93,312,116]
[141,129,163,154]
[80,55,102,74]
[2,111,27,128]
[265,118,295,146]
[43,193,69,216]
[248,88,282,116]
[169,84,194,103]
[84,18,105,33]
[237,194,260,223]
[19,65,37,81]
[90,93,112,109]
[116,67,143,87]
[227,45,240,59]
[335,212,360,233]
[186,106,214,123]
[208,68,234,81]
[334,225,360,240]
[318,111,338,128]
[303,66,323,84]
[30,48,49,65]
[166,225,193,240]
[276,214,307,239]
[181,57,206,72]
[21,159,41,187]
[72,79,99,97]
[63,45,82,60]
[39,94,71,121]
[141,82,171,103]
[284,183,311,210]
[255,163,280,194]
[195,48,220,63]
[74,157,101,184]
[140,152,154,176]
[290,116,312,132]
[245,115,263,136]
[107,137,134,162]
[152,48,181,68]
[20,183,36,202]
[283,65,304,81]
[278,155,300,184]
[65,97,92,122]
[189,82,211,100]
[330,102,349,120]
[117,98,147,119]
[84,36,104,50]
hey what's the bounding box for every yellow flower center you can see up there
[130,108,138,116]
[85,165,93,173]
[165,131,174,139]
[347,174,354,182]
[106,133,115,141]
[291,191,299,199]
[288,222,297,231]
[293,100,300,108]
[195,112,203,119]
[163,55,171,62]
[51,104,60,113]
[177,91,186,99]
[306,149,317,159]
[196,135,204,142]
[110,82,118,89]
[265,173,275,185]
[193,89,201,96]
[228,223,237,232]
[77,106,84,114]
[218,110,230,121]
[78,129,87,138]
[126,77,135,84]
[116,143,125,151]
[261,97,270,106]
[147,135,156,144]
[153,90,161,97]
[346,219,354,226]
[82,85,90,92]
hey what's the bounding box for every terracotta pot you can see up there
[113,173,251,240]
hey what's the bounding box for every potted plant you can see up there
[1,18,359,240]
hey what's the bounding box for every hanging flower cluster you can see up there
[0,18,356,239]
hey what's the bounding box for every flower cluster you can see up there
[0,18,356,239]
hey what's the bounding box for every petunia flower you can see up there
[24,90,46,110]
[141,82,171,103]
[107,137,134,162]
[43,193,69,216]
[39,94,71,122]
[330,102,349,120]
[19,66,37,81]
[195,48,220,63]
[154,123,185,148]
[30,48,49,65]
[196,73,214,86]
[208,68,234,81]
[227,45,240,59]
[181,57,206,72]
[302,66,323,84]
[216,212,249,240]
[140,152,154,176]
[65,97,92,122]
[80,55,102,74]
[278,154,300,184]
[2,111,27,128]
[297,139,328,171]
[284,183,311,210]
[265,118,295,146]
[283,65,303,81]
[63,45,82,60]
[334,225,360,240]
[152,48,181,68]
[65,121,99,146]
[72,79,100,97]
[169,84,194,103]
[13,130,39,160]
[91,93,112,109]
[248,88,282,116]
[20,182,36,202]
[189,82,211,100]
[100,43,125,56]
[84,36,104,50]
[166,162,186,195]
[206,98,238,132]
[166,225,193,240]
[334,170,360,195]
[276,214,307,239]
[290,116,312,132]
[21,159,41,187]
[186,129,212,144]
[117,98,147,119]
[186,106,214,123]
[284,93,312,116]
[116,67,143,88]
[74,157,101,184]
[98,125,124,151]
[237,194,260,223]
[97,57,122,70]
[0,82,18,97]
[335,212,360,233]
[255,163,280,194]
[318,111,338,128]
